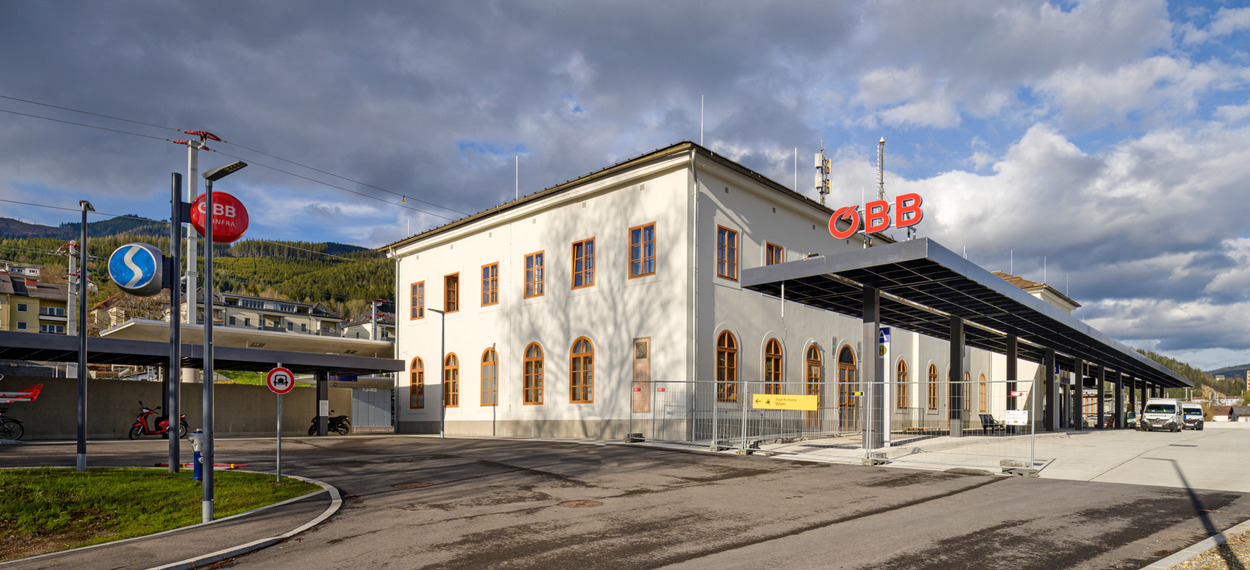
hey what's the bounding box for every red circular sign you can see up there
[266,367,295,395]
[190,191,249,243]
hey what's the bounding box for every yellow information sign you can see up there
[752,394,819,411]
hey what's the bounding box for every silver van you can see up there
[1182,403,1204,430]
[1139,399,1183,432]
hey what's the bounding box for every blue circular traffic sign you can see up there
[108,242,164,297]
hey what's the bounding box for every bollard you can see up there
[189,429,205,481]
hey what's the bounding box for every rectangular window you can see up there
[16,321,27,330]
[524,252,544,298]
[17,303,27,313]
[717,226,738,280]
[444,273,459,313]
[244,317,251,327]
[572,238,595,289]
[629,223,656,278]
[481,263,499,306]
[766,242,784,266]
[228,316,236,325]
[301,323,307,332]
[410,282,425,319]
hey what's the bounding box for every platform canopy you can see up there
[741,238,1190,389]
[0,329,403,376]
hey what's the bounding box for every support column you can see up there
[950,316,965,437]
[1043,349,1056,432]
[1139,381,1148,414]
[1096,365,1106,429]
[1006,335,1018,411]
[1114,372,1124,429]
[316,370,329,436]
[1072,358,1084,431]
[862,285,883,450]
[1129,376,1137,424]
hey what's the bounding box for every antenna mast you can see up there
[814,136,830,205]
[877,138,886,201]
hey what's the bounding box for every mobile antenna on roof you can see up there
[814,136,830,205]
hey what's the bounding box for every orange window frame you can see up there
[764,338,783,395]
[481,263,499,306]
[896,360,908,409]
[524,251,544,298]
[523,342,544,405]
[927,364,938,410]
[570,337,594,403]
[444,273,459,313]
[572,238,595,289]
[481,348,498,406]
[717,226,738,280]
[979,373,988,412]
[443,353,459,408]
[410,281,424,320]
[716,331,738,402]
[766,242,784,266]
[410,357,424,409]
[629,222,656,278]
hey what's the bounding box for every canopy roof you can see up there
[741,238,1189,388]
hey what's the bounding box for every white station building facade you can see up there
[385,141,1183,440]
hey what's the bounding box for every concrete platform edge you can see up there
[1143,517,1250,569]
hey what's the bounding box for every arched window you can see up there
[443,353,459,408]
[523,343,543,405]
[837,346,857,408]
[805,346,821,396]
[764,338,783,395]
[978,373,987,412]
[570,337,594,403]
[927,364,938,410]
[410,357,424,409]
[896,360,908,409]
[963,371,972,412]
[717,331,738,403]
[481,348,498,406]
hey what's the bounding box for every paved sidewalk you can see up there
[0,475,338,570]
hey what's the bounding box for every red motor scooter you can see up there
[128,401,189,439]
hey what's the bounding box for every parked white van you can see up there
[1139,399,1184,432]
[1182,403,1205,430]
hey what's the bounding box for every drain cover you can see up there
[558,500,603,508]
[392,482,434,489]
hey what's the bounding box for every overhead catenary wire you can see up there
[0,95,469,222]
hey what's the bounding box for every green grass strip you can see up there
[0,467,320,560]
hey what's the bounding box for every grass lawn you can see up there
[0,467,321,562]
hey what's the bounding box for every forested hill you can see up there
[0,216,391,320]
[1138,349,1244,397]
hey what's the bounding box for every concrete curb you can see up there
[150,472,341,570]
[1143,518,1250,569]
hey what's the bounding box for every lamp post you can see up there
[76,200,93,472]
[199,160,246,523]
[427,308,445,438]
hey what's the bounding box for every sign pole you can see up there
[266,365,295,482]
[276,386,282,482]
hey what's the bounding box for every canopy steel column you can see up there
[1114,372,1124,429]
[1096,365,1106,429]
[1006,335,1018,411]
[1072,358,1084,431]
[863,285,884,449]
[316,370,329,436]
[1044,349,1056,431]
[950,316,965,438]
[1139,381,1148,414]
[1129,376,1137,421]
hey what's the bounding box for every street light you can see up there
[200,160,245,523]
[427,308,445,438]
[76,200,93,472]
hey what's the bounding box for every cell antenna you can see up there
[814,136,830,205]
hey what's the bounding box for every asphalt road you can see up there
[4,432,1248,569]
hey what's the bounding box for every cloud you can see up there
[1182,6,1250,45]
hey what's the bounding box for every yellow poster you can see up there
[752,394,819,411]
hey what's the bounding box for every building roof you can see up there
[381,140,891,255]
[345,311,395,327]
[0,274,67,302]
[193,290,341,319]
[991,271,1081,309]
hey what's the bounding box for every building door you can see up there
[632,337,651,414]
[837,346,858,432]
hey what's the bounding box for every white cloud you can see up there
[1182,6,1250,45]
[1034,56,1227,129]
[1216,101,1250,123]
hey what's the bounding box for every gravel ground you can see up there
[1173,530,1250,569]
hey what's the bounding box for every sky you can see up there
[1,1,1248,371]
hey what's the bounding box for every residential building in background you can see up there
[0,272,68,334]
[178,291,341,336]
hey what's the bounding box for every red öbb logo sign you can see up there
[828,193,923,239]
[190,191,250,244]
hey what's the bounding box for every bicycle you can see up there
[0,407,24,440]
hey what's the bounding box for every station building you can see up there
[384,141,1186,441]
